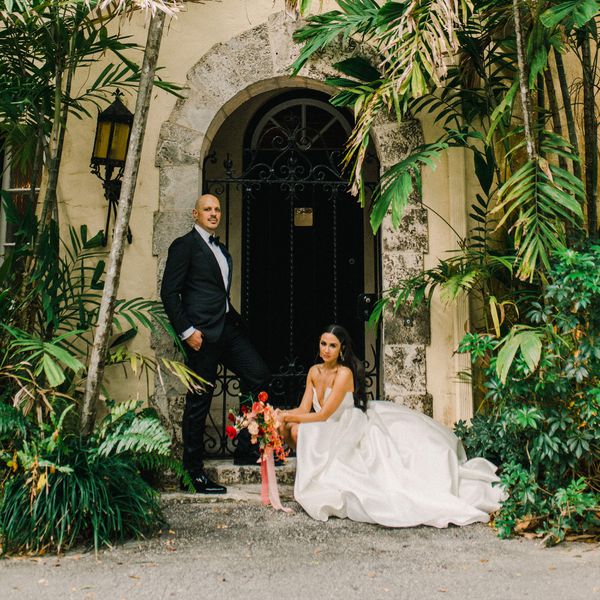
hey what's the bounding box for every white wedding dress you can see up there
[294,389,505,528]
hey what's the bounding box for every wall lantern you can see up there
[90,90,134,245]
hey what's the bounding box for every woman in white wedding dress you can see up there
[278,324,505,528]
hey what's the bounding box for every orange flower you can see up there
[258,391,268,403]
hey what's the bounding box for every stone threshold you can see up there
[161,483,295,506]
[158,458,296,504]
[203,457,296,485]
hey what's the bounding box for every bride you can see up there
[278,324,505,528]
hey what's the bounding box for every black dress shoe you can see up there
[181,472,227,494]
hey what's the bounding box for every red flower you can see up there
[241,405,248,415]
[228,412,236,423]
[225,425,237,440]
[257,391,268,403]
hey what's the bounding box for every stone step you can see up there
[204,457,296,485]
[161,484,296,505]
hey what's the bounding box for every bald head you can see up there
[195,194,219,211]
[193,194,221,233]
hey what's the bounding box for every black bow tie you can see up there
[208,234,220,245]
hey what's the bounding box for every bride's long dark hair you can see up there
[319,324,367,411]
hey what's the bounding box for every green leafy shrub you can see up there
[0,401,185,554]
[0,200,200,554]
[0,196,201,409]
[456,244,600,544]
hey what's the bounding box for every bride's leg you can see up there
[290,424,299,448]
[280,422,297,450]
[278,421,291,445]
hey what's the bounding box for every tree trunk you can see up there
[37,60,64,233]
[36,55,75,261]
[543,67,567,170]
[80,11,166,436]
[512,0,537,161]
[581,32,598,237]
[29,131,44,208]
[554,48,582,179]
[537,72,545,156]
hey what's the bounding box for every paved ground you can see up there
[1,486,599,600]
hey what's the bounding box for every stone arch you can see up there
[153,11,432,435]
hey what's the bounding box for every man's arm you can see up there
[160,237,194,336]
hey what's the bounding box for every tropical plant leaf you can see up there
[493,133,584,280]
[333,56,381,82]
[540,0,600,29]
[370,141,448,233]
[496,328,544,383]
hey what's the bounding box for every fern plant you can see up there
[0,401,184,554]
[0,198,202,555]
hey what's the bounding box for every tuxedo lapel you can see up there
[220,243,233,292]
[192,228,226,290]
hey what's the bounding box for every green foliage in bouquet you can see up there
[455,244,600,544]
[0,400,187,554]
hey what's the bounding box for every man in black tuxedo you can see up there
[161,194,270,494]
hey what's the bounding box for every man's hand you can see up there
[185,329,203,351]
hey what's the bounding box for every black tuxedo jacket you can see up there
[160,228,235,344]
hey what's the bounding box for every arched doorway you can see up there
[203,90,381,410]
[153,13,435,459]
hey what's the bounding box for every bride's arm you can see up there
[284,368,353,424]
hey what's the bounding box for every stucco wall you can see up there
[57,0,471,426]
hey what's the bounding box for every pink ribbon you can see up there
[260,449,292,512]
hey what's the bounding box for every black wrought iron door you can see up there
[242,98,367,406]
[202,94,380,455]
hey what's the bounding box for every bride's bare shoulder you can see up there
[337,365,353,380]
[307,365,320,379]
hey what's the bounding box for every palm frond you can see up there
[370,141,448,233]
[493,132,584,281]
[291,0,381,75]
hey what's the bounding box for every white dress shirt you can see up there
[180,224,230,340]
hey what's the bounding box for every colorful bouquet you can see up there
[226,391,288,463]
[227,391,291,512]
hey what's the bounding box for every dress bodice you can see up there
[312,387,355,419]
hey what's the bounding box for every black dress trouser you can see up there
[182,312,270,475]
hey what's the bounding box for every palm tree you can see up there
[81,6,170,435]
[287,0,594,290]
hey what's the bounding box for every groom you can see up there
[161,193,270,494]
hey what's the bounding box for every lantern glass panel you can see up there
[93,121,112,161]
[109,122,130,162]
